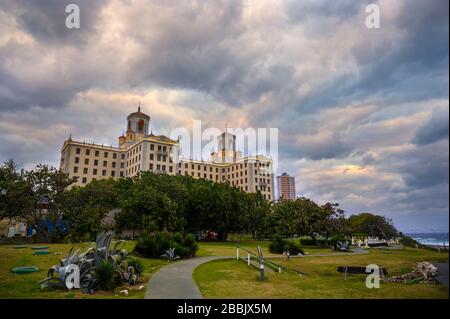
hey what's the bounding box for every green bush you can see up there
[269,237,304,255]
[126,256,144,276]
[134,231,198,259]
[299,238,328,247]
[399,235,420,248]
[330,235,347,249]
[96,260,116,291]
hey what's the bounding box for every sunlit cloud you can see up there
[0,0,448,232]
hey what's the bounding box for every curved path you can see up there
[145,248,369,299]
[145,256,229,299]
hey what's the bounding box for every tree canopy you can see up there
[0,160,399,242]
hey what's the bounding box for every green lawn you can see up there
[193,247,449,299]
[0,241,167,299]
[197,240,332,257]
[0,239,310,298]
[2,240,449,299]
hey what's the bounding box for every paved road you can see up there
[145,256,229,299]
[435,263,449,288]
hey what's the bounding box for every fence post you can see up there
[247,253,250,265]
[259,258,265,281]
[236,246,239,260]
[278,267,282,274]
[380,266,385,281]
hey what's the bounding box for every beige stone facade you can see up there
[60,107,274,200]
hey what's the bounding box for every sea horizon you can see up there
[405,232,449,246]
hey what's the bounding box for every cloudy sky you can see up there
[0,0,448,232]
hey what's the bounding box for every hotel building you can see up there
[60,107,274,200]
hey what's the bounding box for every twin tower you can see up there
[118,106,238,164]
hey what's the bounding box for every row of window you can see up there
[127,145,142,157]
[149,153,170,162]
[148,163,174,173]
[74,157,118,168]
[127,154,141,166]
[75,147,122,159]
[127,143,170,158]
[178,162,271,174]
[126,165,140,176]
[73,166,114,177]
[150,144,168,152]
[184,171,221,181]
[76,173,123,184]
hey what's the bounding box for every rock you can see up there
[387,261,439,284]
[137,285,145,291]
[119,289,129,296]
[415,261,438,280]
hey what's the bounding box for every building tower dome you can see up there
[127,104,150,135]
[119,103,150,148]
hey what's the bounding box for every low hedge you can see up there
[269,237,304,255]
[134,231,198,259]
[299,238,328,247]
[329,235,347,249]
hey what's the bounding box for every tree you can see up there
[115,173,186,237]
[24,164,76,242]
[348,213,398,239]
[270,199,299,237]
[317,202,346,245]
[63,179,117,241]
[294,197,323,243]
[245,192,271,240]
[0,160,34,223]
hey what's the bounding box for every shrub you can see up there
[134,231,198,259]
[330,235,347,249]
[96,260,116,291]
[126,256,144,276]
[399,235,421,248]
[269,237,304,255]
[299,238,328,247]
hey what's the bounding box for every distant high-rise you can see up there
[277,172,296,200]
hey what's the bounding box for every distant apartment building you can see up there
[60,106,274,200]
[277,172,296,200]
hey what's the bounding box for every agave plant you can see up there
[40,231,140,292]
[91,231,127,267]
[161,247,180,261]
[336,241,350,251]
[40,246,96,291]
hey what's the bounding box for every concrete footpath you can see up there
[145,256,229,299]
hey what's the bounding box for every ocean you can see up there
[406,232,449,247]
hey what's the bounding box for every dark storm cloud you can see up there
[294,0,449,114]
[413,108,449,146]
[0,0,109,110]
[0,0,448,232]
[2,0,107,45]
[122,1,295,106]
[393,142,449,189]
